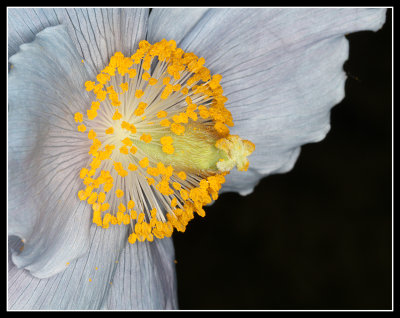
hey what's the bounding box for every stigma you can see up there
[74,39,255,243]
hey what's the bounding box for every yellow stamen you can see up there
[77,124,86,132]
[75,39,254,245]
[115,189,124,198]
[74,112,83,123]
[135,89,144,98]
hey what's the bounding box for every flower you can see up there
[7,8,386,310]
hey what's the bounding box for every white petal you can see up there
[8,7,60,57]
[8,8,149,76]
[9,227,177,309]
[104,237,178,310]
[148,8,386,195]
[147,8,208,45]
[8,25,93,278]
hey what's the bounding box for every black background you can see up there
[173,9,392,310]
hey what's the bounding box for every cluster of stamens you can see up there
[74,39,255,243]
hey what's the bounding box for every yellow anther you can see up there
[120,82,129,92]
[127,200,135,209]
[157,110,168,118]
[77,124,86,132]
[96,73,110,85]
[110,97,121,107]
[98,192,106,204]
[134,102,148,116]
[150,208,157,218]
[142,72,151,81]
[198,105,210,119]
[146,166,159,177]
[88,129,97,140]
[156,178,174,196]
[112,110,123,121]
[102,65,116,76]
[93,83,103,94]
[78,190,87,201]
[84,185,94,197]
[171,197,178,208]
[114,162,123,171]
[104,183,113,193]
[137,213,145,224]
[162,144,174,155]
[214,121,230,137]
[148,78,158,85]
[120,146,129,155]
[172,182,181,190]
[121,121,130,130]
[140,133,152,143]
[102,213,112,228]
[172,112,188,124]
[121,137,133,147]
[85,81,95,91]
[160,136,173,145]
[123,214,131,225]
[105,127,114,134]
[177,171,187,180]
[128,233,137,244]
[118,169,128,178]
[160,119,171,127]
[128,68,137,78]
[95,89,107,102]
[74,112,83,123]
[172,84,181,91]
[139,157,149,168]
[87,192,98,205]
[180,189,189,201]
[170,123,185,135]
[115,189,124,198]
[147,177,155,186]
[142,55,152,71]
[161,84,173,99]
[181,87,189,95]
[80,168,89,179]
[87,169,96,177]
[130,145,137,154]
[93,211,102,227]
[128,163,138,171]
[128,124,137,134]
[162,77,171,85]
[83,176,93,186]
[111,215,118,225]
[91,101,100,110]
[118,203,126,213]
[135,89,144,99]
[90,158,101,170]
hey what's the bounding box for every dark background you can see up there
[173,9,392,310]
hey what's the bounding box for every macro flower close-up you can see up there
[7,7,389,310]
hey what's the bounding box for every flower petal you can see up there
[8,25,94,278]
[147,8,208,45]
[104,237,178,310]
[8,8,149,76]
[148,8,386,195]
[8,7,60,57]
[9,228,177,309]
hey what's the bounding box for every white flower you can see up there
[8,8,386,310]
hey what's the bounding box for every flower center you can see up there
[74,39,255,243]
